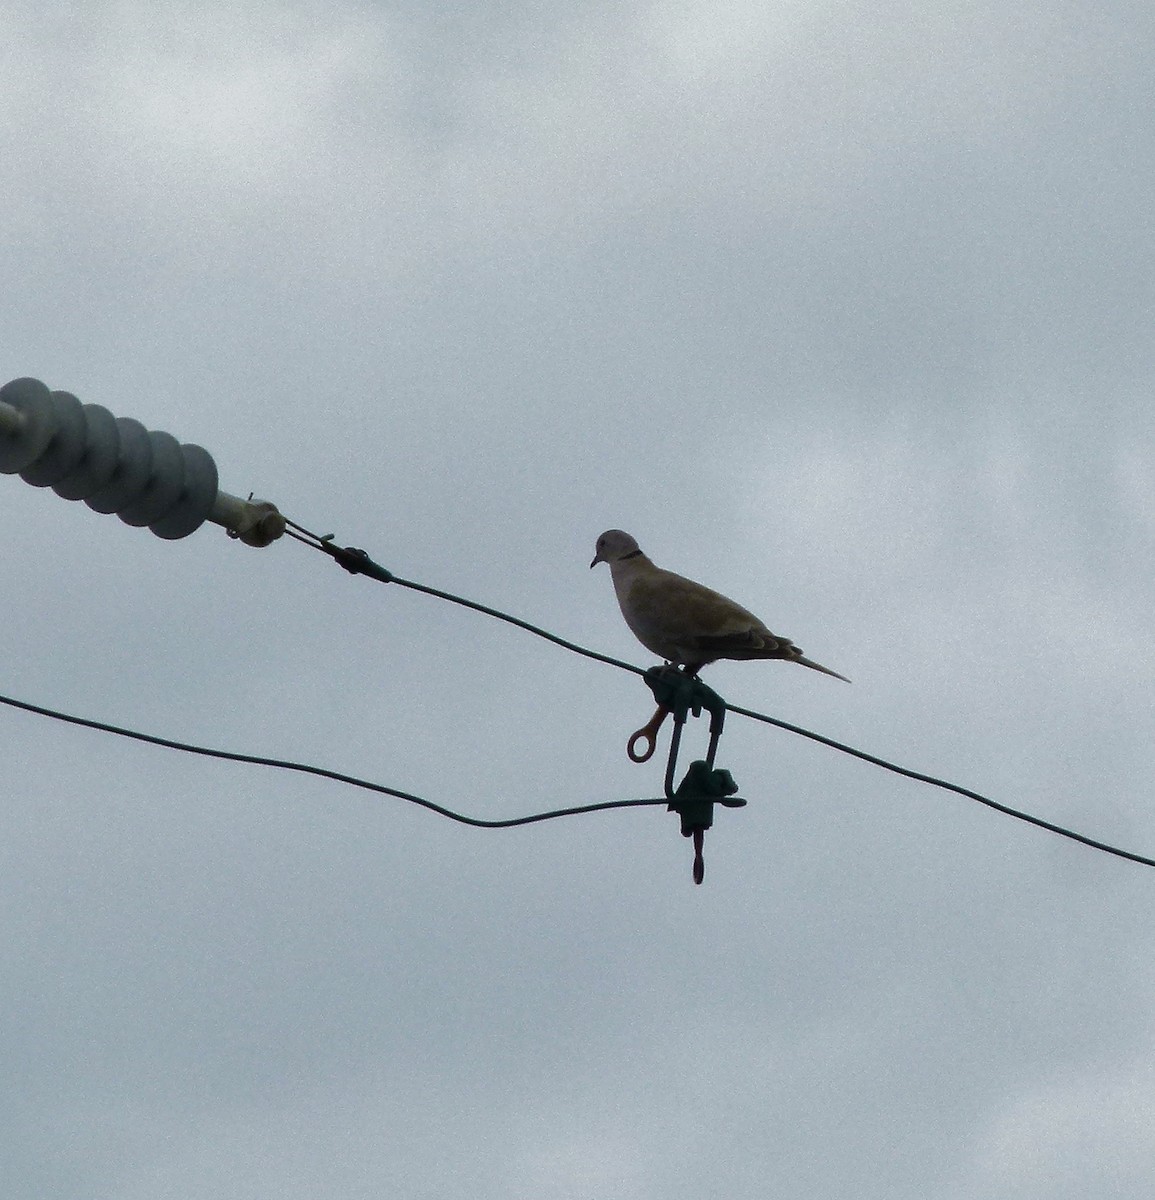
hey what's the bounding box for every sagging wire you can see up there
[0,691,667,829]
[280,515,1155,872]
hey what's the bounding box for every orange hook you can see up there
[627,705,670,763]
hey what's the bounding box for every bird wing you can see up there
[618,562,851,680]
[690,628,784,656]
[624,569,777,657]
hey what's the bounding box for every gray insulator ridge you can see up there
[0,377,219,540]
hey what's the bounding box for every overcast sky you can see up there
[4,1,1155,1197]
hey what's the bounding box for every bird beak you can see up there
[590,553,602,569]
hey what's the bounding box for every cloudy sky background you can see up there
[4,1,1155,1196]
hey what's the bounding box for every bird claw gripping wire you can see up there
[628,665,745,884]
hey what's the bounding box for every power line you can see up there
[0,691,666,829]
[9,379,1146,870]
[2,505,1150,867]
[727,703,1155,868]
[280,519,1155,869]
[5,677,1153,868]
[282,522,646,677]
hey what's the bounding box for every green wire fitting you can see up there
[317,539,396,585]
[641,665,726,726]
[668,759,746,885]
[669,760,745,838]
[638,665,729,795]
[634,665,744,882]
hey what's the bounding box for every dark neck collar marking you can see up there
[620,548,644,560]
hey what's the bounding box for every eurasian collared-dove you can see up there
[590,529,849,682]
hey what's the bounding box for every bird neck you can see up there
[609,552,653,582]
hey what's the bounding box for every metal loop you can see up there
[628,706,669,762]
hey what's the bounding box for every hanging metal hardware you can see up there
[629,665,746,884]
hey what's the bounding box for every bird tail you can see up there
[795,655,851,683]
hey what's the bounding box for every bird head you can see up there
[590,529,641,568]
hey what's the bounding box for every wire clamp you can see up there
[628,665,726,764]
[669,761,745,885]
[282,518,397,584]
[627,665,743,883]
[624,667,725,758]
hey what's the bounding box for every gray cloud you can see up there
[3,1,1155,1196]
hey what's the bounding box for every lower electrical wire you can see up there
[4,674,1154,866]
[0,691,666,828]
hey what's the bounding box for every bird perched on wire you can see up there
[590,529,849,682]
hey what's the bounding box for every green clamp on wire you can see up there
[670,760,743,836]
[629,666,743,885]
[669,759,746,885]
[642,665,726,725]
[628,666,728,766]
[313,537,396,585]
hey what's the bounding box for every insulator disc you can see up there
[19,392,87,487]
[150,444,219,540]
[52,404,121,501]
[118,430,185,527]
[84,418,152,514]
[0,378,57,474]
